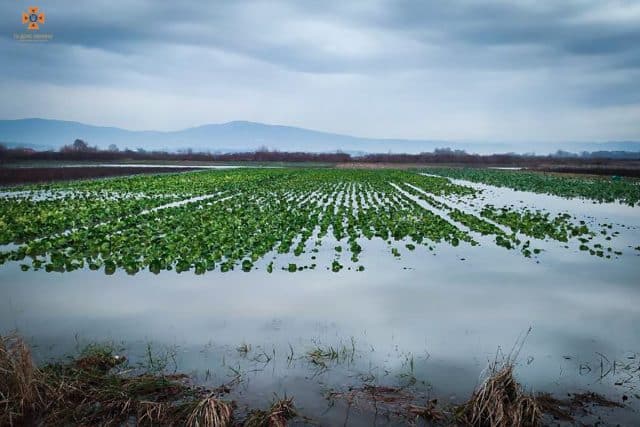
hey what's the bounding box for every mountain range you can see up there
[0,118,638,155]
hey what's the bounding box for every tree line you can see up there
[1,139,639,166]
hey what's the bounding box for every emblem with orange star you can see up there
[22,6,46,31]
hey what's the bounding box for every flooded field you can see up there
[1,168,639,425]
[0,165,208,186]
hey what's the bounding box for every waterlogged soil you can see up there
[421,167,640,206]
[0,169,639,425]
[3,169,634,274]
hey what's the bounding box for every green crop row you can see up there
[0,168,620,274]
[420,168,640,206]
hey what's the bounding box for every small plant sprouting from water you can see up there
[306,337,357,371]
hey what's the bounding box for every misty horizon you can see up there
[2,117,639,155]
[3,116,640,144]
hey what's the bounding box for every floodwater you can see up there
[1,179,639,425]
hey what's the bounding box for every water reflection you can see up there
[0,182,639,424]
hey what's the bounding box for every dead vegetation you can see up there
[327,384,415,408]
[325,329,626,427]
[407,399,446,423]
[535,391,624,423]
[458,363,543,426]
[327,384,446,424]
[0,333,296,426]
[0,334,43,426]
[326,365,626,426]
[2,332,627,426]
[244,397,297,427]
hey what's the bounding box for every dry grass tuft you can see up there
[457,326,544,426]
[407,399,445,423]
[459,363,542,427]
[534,393,573,422]
[244,396,297,427]
[137,400,173,425]
[327,384,414,410]
[0,333,47,426]
[185,394,234,427]
[0,332,237,426]
[328,384,440,424]
[570,392,623,409]
[534,391,624,423]
[73,352,123,373]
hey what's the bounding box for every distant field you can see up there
[1,167,634,274]
[0,166,205,186]
[422,167,640,205]
[532,165,640,177]
[1,159,336,169]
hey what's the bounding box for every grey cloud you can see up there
[4,0,639,73]
[0,0,638,141]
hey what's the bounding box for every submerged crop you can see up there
[0,168,626,275]
[421,167,640,206]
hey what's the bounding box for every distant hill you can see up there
[0,118,638,155]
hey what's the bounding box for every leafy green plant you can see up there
[0,167,618,275]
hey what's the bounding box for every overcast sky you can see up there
[1,0,639,142]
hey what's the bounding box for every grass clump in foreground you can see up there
[0,333,296,426]
[456,361,625,426]
[458,362,542,426]
[455,328,621,426]
[326,361,624,426]
[244,397,296,427]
